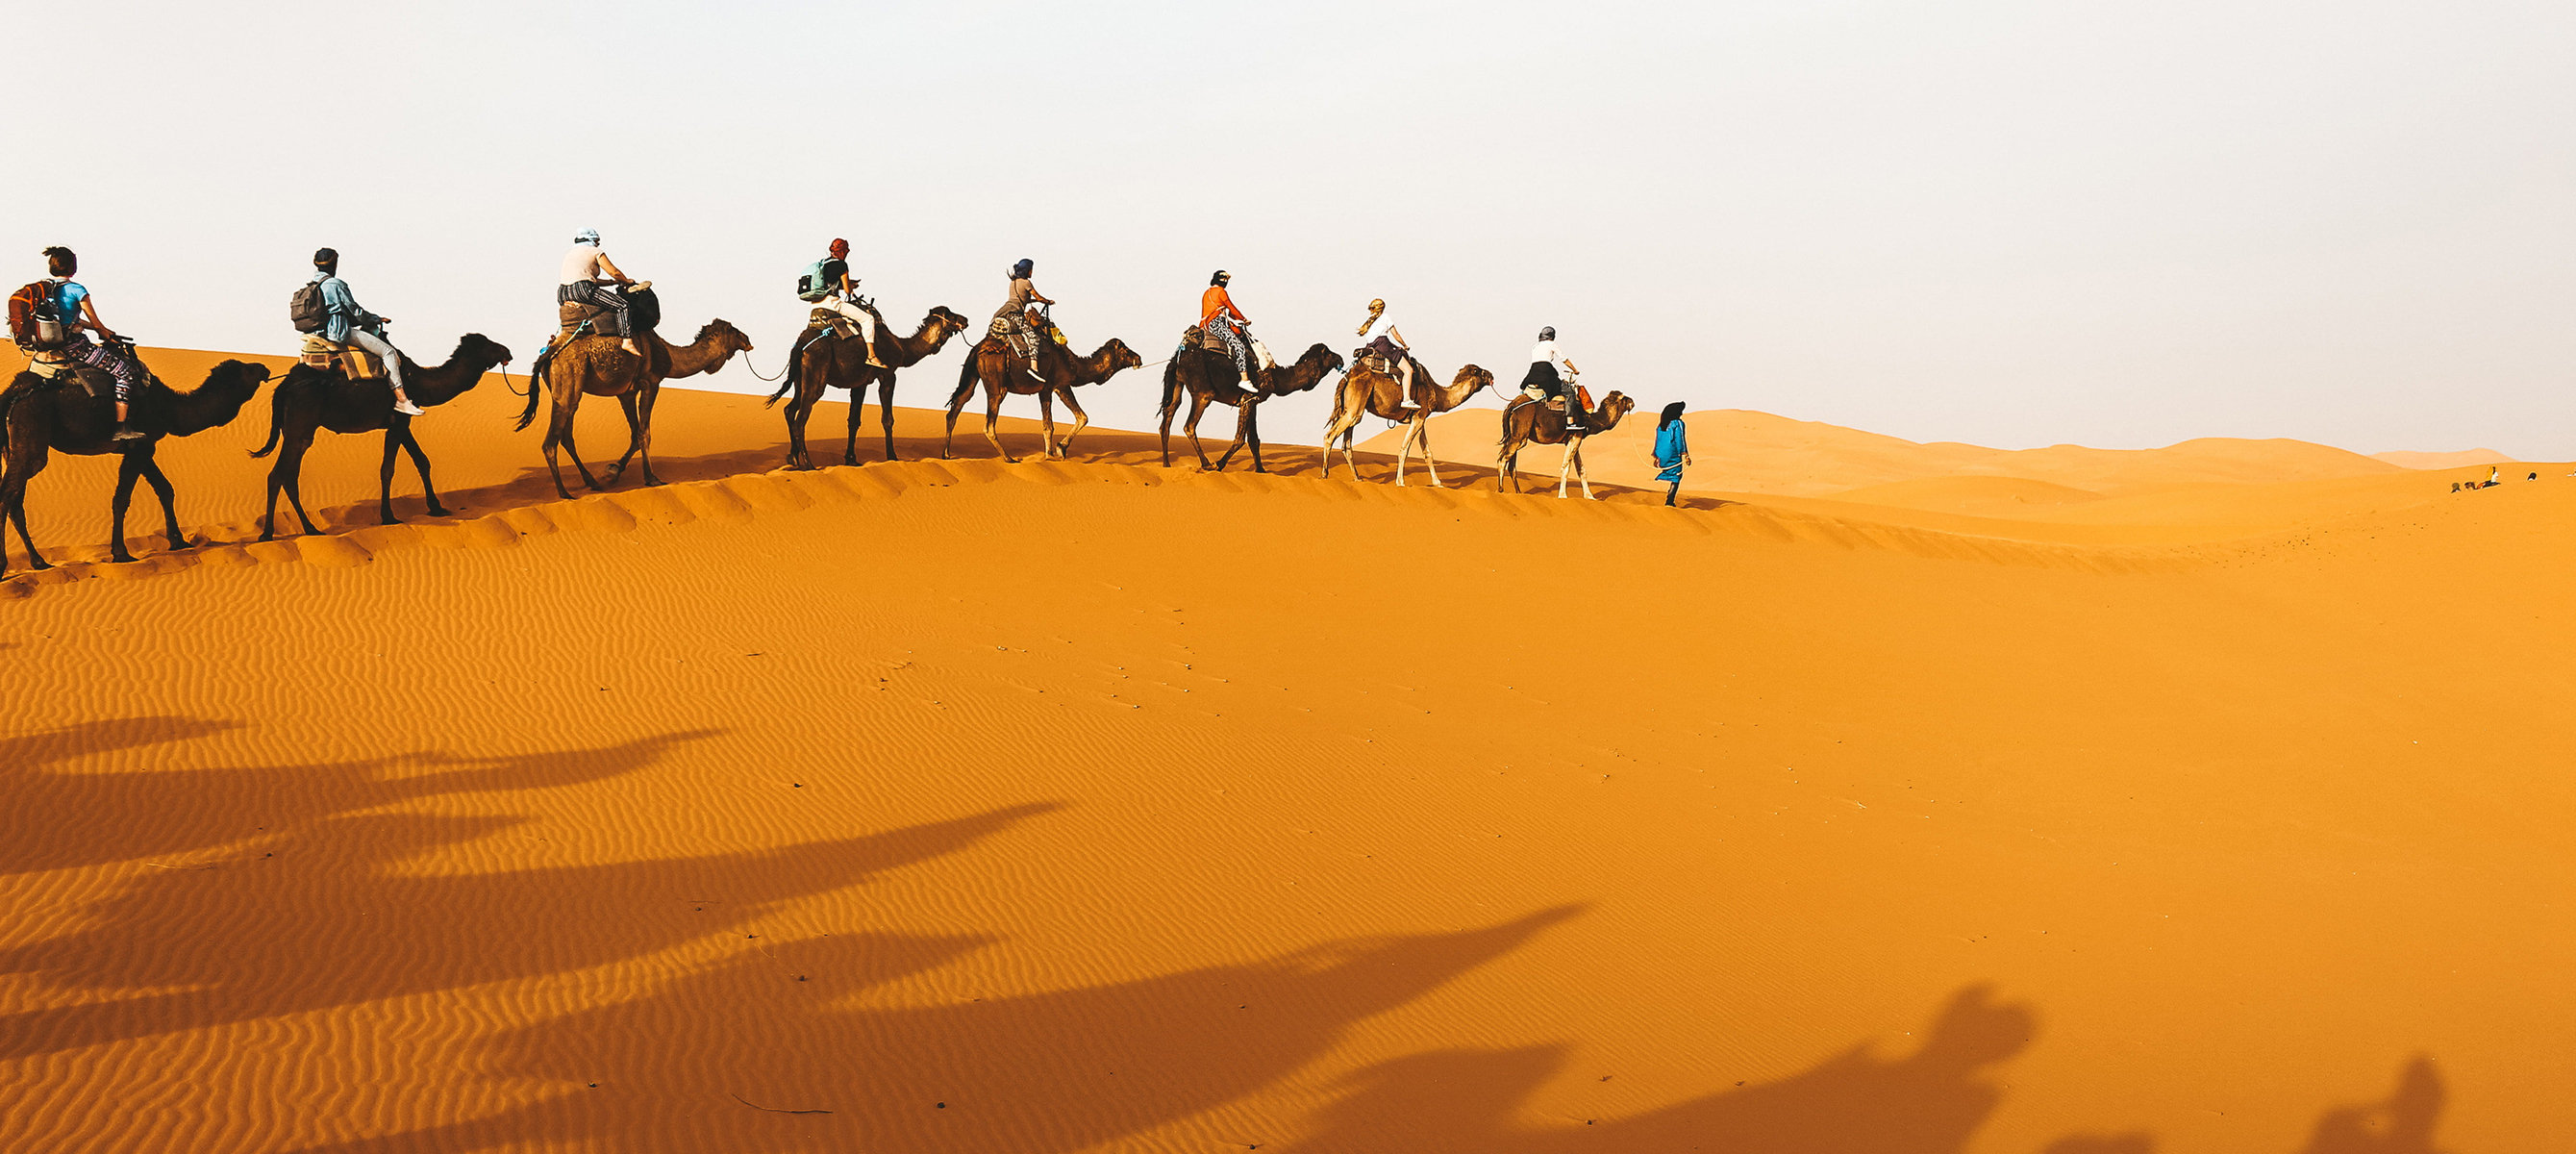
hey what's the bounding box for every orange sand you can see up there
[4,348,2571,1152]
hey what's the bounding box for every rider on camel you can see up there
[559,229,640,356]
[804,238,884,368]
[1523,326,1584,431]
[994,258,1054,382]
[1201,270,1256,390]
[1358,298,1413,405]
[29,247,147,440]
[309,248,422,416]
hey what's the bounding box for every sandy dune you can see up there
[2374,449,2511,470]
[4,347,2572,1151]
[1360,404,2429,498]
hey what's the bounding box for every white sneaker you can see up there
[393,398,425,416]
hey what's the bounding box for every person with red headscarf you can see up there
[800,238,883,367]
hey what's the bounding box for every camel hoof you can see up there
[425,506,450,518]
[111,551,136,564]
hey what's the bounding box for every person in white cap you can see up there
[559,229,639,355]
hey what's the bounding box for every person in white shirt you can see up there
[1357,298,1413,403]
[558,229,639,355]
[1520,325,1585,430]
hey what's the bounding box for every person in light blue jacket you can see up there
[1648,401,1690,506]
[309,249,421,415]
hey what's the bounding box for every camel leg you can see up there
[1245,404,1265,474]
[1417,418,1443,488]
[1037,389,1060,460]
[1,449,48,571]
[138,457,187,550]
[941,372,976,460]
[1184,392,1214,470]
[269,428,323,538]
[1498,438,1516,493]
[878,376,898,463]
[1055,388,1090,458]
[1574,441,1595,499]
[378,420,407,523]
[1320,406,1352,480]
[399,423,448,516]
[840,373,866,465]
[782,377,813,471]
[636,381,663,487]
[1392,417,1412,487]
[542,393,600,496]
[1556,439,1573,498]
[606,391,642,485]
[983,385,1013,463]
[109,453,145,563]
[1213,398,1253,472]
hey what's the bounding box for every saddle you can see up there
[558,300,626,339]
[805,308,865,341]
[299,335,384,380]
[24,356,114,400]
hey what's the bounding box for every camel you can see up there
[766,303,974,468]
[1,356,273,574]
[246,334,513,539]
[513,319,754,498]
[1319,352,1495,487]
[1157,341,1344,473]
[1498,388,1637,497]
[942,328,1143,463]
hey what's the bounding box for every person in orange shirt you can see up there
[1200,269,1256,390]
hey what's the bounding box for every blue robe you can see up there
[1653,420,1688,483]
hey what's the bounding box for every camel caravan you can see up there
[3,239,1696,576]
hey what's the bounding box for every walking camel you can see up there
[1498,388,1637,497]
[766,303,974,468]
[247,334,514,539]
[514,319,753,497]
[943,328,1144,462]
[1158,341,1343,474]
[1,356,274,574]
[1319,353,1495,486]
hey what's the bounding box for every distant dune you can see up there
[2373,448,2512,469]
[8,347,2576,1153]
[1359,405,2413,499]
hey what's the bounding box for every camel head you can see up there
[700,319,755,353]
[1454,364,1496,398]
[154,359,274,437]
[452,333,514,369]
[1593,390,1636,428]
[1104,338,1143,374]
[928,306,972,336]
[1268,342,1344,397]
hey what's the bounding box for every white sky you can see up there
[6,1,2569,457]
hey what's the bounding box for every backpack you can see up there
[288,279,330,334]
[795,259,834,303]
[8,281,66,347]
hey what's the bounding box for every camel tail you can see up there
[763,341,800,407]
[513,349,549,432]
[1158,358,1183,423]
[246,374,288,459]
[948,346,981,407]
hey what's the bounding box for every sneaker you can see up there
[112,426,147,441]
[393,398,426,416]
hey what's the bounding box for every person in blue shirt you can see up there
[35,246,148,439]
[1647,401,1690,506]
[309,248,421,415]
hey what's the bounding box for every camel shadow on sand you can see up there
[0,717,1062,1068]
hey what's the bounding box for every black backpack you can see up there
[288,280,329,334]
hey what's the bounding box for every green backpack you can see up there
[795,260,835,303]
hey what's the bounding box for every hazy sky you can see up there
[6,1,2569,457]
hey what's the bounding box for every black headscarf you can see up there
[1659,402,1686,430]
